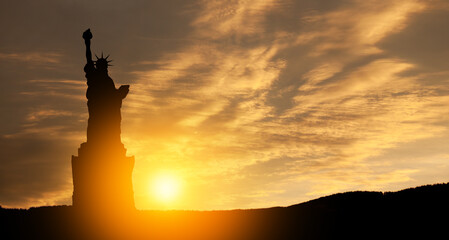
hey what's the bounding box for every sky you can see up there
[1,0,449,210]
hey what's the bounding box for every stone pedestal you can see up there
[72,142,135,211]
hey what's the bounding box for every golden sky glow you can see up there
[151,172,182,203]
[1,0,449,210]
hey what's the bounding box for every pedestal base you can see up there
[72,142,135,212]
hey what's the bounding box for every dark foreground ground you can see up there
[1,183,449,240]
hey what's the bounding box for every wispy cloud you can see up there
[294,0,426,56]
[0,52,62,64]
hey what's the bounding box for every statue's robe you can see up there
[84,62,122,146]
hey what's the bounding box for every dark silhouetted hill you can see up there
[1,182,448,239]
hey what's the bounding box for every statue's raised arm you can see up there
[83,29,93,64]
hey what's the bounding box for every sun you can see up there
[152,173,181,202]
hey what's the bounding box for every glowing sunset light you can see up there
[152,173,181,203]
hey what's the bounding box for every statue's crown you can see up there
[94,52,113,67]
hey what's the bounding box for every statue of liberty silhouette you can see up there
[82,28,129,145]
[72,29,135,212]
